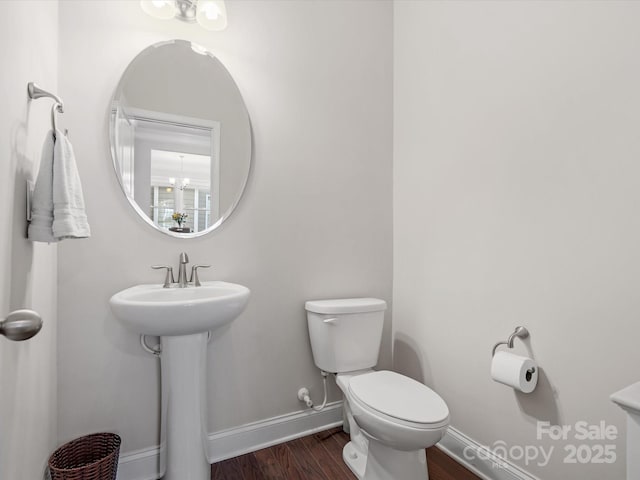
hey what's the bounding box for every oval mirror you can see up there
[109,40,251,237]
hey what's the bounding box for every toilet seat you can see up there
[348,370,449,429]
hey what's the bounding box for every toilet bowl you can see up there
[305,298,450,480]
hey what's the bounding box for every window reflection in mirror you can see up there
[150,151,213,233]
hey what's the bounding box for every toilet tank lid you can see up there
[305,298,387,314]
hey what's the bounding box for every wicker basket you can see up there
[48,433,121,480]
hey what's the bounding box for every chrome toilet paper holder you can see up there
[492,326,530,357]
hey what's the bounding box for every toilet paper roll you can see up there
[491,351,538,393]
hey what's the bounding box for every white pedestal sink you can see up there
[110,281,250,480]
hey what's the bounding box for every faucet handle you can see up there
[189,265,211,287]
[152,265,175,288]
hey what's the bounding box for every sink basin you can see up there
[109,281,250,336]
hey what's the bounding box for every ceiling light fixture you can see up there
[140,0,228,31]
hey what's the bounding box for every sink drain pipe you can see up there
[139,332,214,357]
[140,335,161,356]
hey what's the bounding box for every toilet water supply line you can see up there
[297,370,329,411]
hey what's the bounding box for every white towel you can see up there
[28,129,90,242]
[28,131,56,242]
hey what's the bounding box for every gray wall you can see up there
[393,2,640,479]
[57,0,393,455]
[0,2,59,478]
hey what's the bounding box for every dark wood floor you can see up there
[211,427,480,480]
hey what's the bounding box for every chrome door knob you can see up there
[0,309,42,341]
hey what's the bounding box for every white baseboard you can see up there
[438,426,541,480]
[117,404,540,480]
[116,400,343,480]
[116,446,162,480]
[207,400,343,463]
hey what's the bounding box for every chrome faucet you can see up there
[189,264,211,287]
[151,265,175,288]
[153,252,211,288]
[177,252,190,288]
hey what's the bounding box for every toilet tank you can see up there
[305,298,387,373]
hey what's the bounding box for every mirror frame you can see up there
[109,39,252,238]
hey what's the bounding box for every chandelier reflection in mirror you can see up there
[140,0,228,31]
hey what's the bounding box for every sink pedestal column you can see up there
[161,332,210,480]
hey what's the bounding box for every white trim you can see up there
[207,400,343,463]
[209,124,220,220]
[116,401,343,480]
[116,445,163,480]
[437,426,541,480]
[123,107,219,132]
[118,406,542,480]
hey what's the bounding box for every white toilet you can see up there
[306,298,450,480]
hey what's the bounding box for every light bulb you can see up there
[169,177,176,185]
[196,0,228,31]
[140,0,177,20]
[201,2,219,19]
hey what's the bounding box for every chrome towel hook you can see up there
[25,82,69,223]
[27,82,65,135]
[492,326,530,357]
[0,309,42,341]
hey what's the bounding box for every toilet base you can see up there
[343,441,367,478]
[343,438,429,480]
